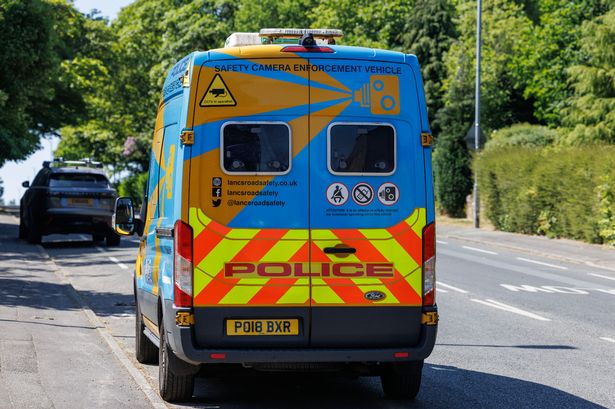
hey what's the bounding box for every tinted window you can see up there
[222,123,290,174]
[329,124,396,175]
[49,173,109,188]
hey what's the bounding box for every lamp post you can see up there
[473,0,482,228]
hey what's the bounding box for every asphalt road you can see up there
[1,214,614,408]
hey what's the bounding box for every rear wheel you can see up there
[106,232,121,247]
[18,212,26,239]
[380,360,423,400]
[27,224,42,245]
[159,320,196,402]
[135,302,158,364]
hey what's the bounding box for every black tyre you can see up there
[159,320,196,402]
[27,225,42,245]
[381,360,423,400]
[18,212,26,240]
[92,234,105,242]
[106,232,121,247]
[135,302,158,364]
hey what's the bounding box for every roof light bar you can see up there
[43,158,103,169]
[259,28,343,45]
[259,28,343,38]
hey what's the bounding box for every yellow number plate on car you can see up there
[226,319,299,336]
[69,198,93,206]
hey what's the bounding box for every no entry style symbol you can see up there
[352,183,374,206]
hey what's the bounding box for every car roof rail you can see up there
[43,157,103,169]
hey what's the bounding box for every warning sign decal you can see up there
[200,74,236,107]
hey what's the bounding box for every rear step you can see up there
[143,327,160,348]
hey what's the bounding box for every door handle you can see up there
[324,247,356,254]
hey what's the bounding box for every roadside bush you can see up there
[485,123,557,150]
[475,145,615,245]
[117,172,148,207]
[433,134,473,218]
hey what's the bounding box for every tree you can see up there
[560,7,615,144]
[513,0,610,126]
[56,0,238,173]
[434,44,474,217]
[435,0,534,217]
[235,0,313,31]
[400,0,457,136]
[312,0,412,49]
[1,0,57,167]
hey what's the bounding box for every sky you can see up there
[0,0,134,204]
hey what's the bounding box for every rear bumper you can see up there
[43,208,113,234]
[163,300,438,365]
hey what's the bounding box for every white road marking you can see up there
[436,281,469,294]
[462,245,498,255]
[517,257,568,270]
[109,256,128,270]
[79,234,89,240]
[94,246,106,253]
[471,298,551,321]
[436,287,449,293]
[600,337,615,343]
[589,273,615,281]
[436,240,448,245]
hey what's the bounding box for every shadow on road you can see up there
[438,343,577,350]
[0,220,136,317]
[181,364,605,409]
[0,276,135,316]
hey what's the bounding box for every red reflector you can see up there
[394,352,409,358]
[423,288,435,307]
[210,353,226,360]
[422,222,435,261]
[281,46,334,53]
[174,288,192,308]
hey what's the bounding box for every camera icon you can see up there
[377,183,399,205]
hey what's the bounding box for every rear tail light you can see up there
[422,222,436,306]
[174,220,193,308]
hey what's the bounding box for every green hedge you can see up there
[475,146,615,245]
[117,172,148,207]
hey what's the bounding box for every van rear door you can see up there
[307,58,427,347]
[189,54,312,348]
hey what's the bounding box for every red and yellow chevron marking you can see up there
[310,208,425,306]
[191,207,310,306]
[190,207,426,307]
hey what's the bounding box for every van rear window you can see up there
[221,123,291,174]
[49,173,109,188]
[328,123,396,175]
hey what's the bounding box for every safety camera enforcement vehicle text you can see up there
[114,28,438,402]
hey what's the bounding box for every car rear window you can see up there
[221,122,291,174]
[328,123,396,175]
[49,173,110,188]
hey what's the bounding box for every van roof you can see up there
[192,44,413,66]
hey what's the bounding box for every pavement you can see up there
[0,214,152,409]
[438,223,615,272]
